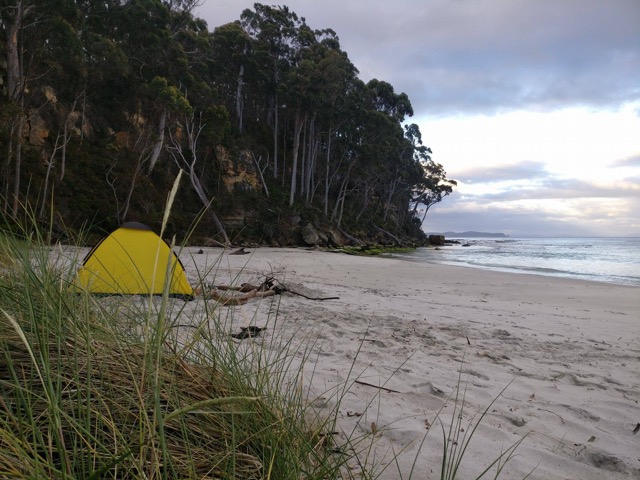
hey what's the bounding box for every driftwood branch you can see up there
[196,276,340,305]
[354,380,400,394]
[270,278,339,301]
[193,286,275,306]
[282,289,340,301]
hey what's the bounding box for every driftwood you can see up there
[229,247,250,255]
[193,286,275,306]
[354,380,400,394]
[195,276,340,305]
[282,288,339,301]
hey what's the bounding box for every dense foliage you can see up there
[0,0,456,245]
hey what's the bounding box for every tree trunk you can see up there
[188,161,230,245]
[2,121,16,213]
[5,1,33,218]
[383,170,400,222]
[236,63,245,133]
[272,91,278,178]
[420,204,432,226]
[300,121,306,199]
[5,1,32,101]
[169,113,230,245]
[331,176,348,222]
[323,127,332,217]
[356,184,371,222]
[120,160,143,223]
[60,92,80,181]
[147,108,167,174]
[288,112,305,206]
[11,109,24,217]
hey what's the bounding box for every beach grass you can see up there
[0,186,362,478]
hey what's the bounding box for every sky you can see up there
[196,0,640,237]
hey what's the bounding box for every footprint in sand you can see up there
[582,450,631,474]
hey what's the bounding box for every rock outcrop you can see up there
[428,234,445,246]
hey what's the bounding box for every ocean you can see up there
[395,237,640,287]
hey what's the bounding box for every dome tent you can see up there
[74,222,194,300]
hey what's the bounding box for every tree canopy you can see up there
[0,1,456,245]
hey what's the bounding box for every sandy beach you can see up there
[174,246,640,479]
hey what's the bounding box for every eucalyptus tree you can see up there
[404,123,457,226]
[292,31,358,207]
[327,78,417,226]
[240,3,304,179]
[1,0,37,214]
[1,0,88,215]
[210,21,253,133]
[413,159,457,227]
[305,32,359,215]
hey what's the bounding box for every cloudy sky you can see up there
[196,0,640,237]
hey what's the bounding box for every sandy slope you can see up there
[174,246,640,479]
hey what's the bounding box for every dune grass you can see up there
[0,214,358,479]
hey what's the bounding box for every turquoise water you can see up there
[396,237,640,287]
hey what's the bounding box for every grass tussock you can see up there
[0,226,349,479]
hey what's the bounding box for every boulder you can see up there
[301,223,320,246]
[327,227,346,248]
[428,234,445,246]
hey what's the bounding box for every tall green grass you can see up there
[0,199,357,479]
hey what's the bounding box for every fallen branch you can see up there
[371,224,402,245]
[354,380,400,394]
[197,276,339,304]
[282,289,340,301]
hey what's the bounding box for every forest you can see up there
[0,0,456,246]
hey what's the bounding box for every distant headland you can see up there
[437,231,508,238]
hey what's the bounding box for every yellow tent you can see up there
[74,222,194,299]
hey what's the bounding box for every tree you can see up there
[240,3,303,179]
[411,154,457,227]
[168,110,230,245]
[210,21,253,133]
[1,0,34,215]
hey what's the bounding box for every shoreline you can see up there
[177,247,640,479]
[389,240,640,288]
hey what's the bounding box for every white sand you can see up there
[178,247,639,479]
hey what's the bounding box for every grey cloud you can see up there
[456,161,549,183]
[613,155,640,168]
[198,1,640,116]
[422,200,602,237]
[422,192,640,237]
[464,177,640,202]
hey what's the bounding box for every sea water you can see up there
[396,237,640,287]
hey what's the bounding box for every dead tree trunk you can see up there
[169,113,230,245]
[147,107,166,174]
